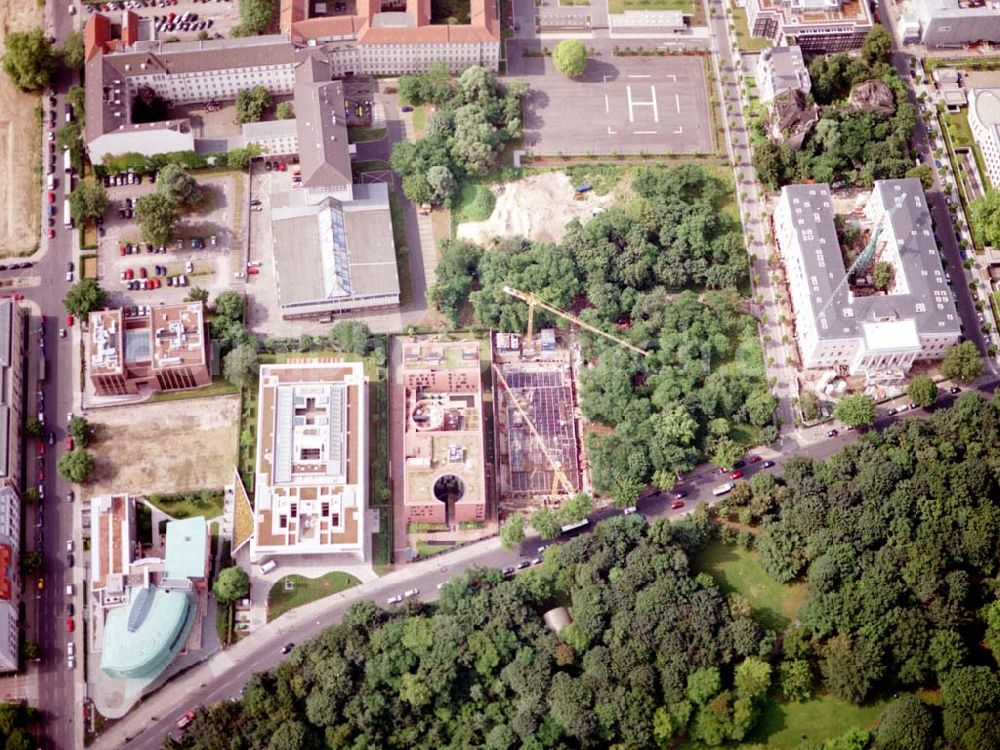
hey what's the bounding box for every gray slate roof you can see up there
[782,180,961,341]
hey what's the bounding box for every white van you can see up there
[259,559,277,574]
[65,584,74,596]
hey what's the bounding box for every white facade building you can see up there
[756,46,810,103]
[968,88,1000,190]
[775,181,961,381]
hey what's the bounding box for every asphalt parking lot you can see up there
[84,0,240,40]
[96,172,241,306]
[510,50,714,156]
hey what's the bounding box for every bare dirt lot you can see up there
[456,172,616,245]
[86,395,240,496]
[0,0,41,256]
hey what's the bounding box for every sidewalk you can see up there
[94,536,504,749]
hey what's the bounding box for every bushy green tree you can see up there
[157,164,204,209]
[276,101,294,120]
[553,39,587,78]
[59,29,85,70]
[872,260,894,291]
[235,86,271,124]
[833,393,876,427]
[499,515,525,550]
[63,279,107,317]
[69,179,109,223]
[941,340,984,383]
[135,192,181,246]
[223,343,259,388]
[68,416,91,447]
[873,695,934,750]
[232,0,275,36]
[57,449,94,483]
[970,190,1000,247]
[1,29,57,90]
[213,566,250,603]
[906,375,938,408]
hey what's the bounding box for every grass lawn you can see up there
[388,189,412,306]
[608,0,692,13]
[454,182,496,223]
[147,377,239,403]
[944,110,974,147]
[743,693,889,748]
[732,8,772,52]
[411,105,428,138]
[695,541,806,631]
[146,489,225,520]
[267,572,361,622]
[347,126,387,144]
[352,160,390,174]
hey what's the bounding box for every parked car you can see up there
[66,314,74,326]
[386,594,402,605]
[403,588,419,598]
[65,618,74,633]
[729,470,743,480]
[950,386,962,394]
[762,460,775,468]
[671,500,685,510]
[281,643,294,654]
[673,490,687,500]
[176,711,195,730]
[827,429,839,437]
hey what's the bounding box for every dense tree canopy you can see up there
[969,189,1000,247]
[63,279,106,317]
[235,86,272,124]
[68,179,110,223]
[429,165,765,491]
[751,29,913,190]
[166,511,775,750]
[391,65,526,205]
[941,340,984,383]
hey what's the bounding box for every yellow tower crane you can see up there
[493,364,574,505]
[501,286,650,357]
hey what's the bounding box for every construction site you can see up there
[493,330,584,510]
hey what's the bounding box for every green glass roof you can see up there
[164,517,207,580]
[100,586,193,679]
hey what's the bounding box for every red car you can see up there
[119,244,126,256]
[38,443,45,456]
[176,711,195,729]
[66,314,74,327]
[37,467,44,483]
[47,228,55,239]
[278,161,287,172]
[671,500,685,510]
[748,455,762,463]
[10,294,23,301]
[139,267,147,279]
[65,437,74,451]
[729,470,743,480]
[247,267,260,275]
[65,618,74,633]
[47,191,55,204]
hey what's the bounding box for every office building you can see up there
[969,88,1000,189]
[402,340,488,526]
[249,361,369,562]
[90,494,208,681]
[746,0,873,52]
[774,180,961,381]
[912,0,1000,47]
[270,184,400,319]
[756,46,811,102]
[87,303,212,398]
[280,0,500,76]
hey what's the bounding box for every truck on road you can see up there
[63,198,72,229]
[712,481,735,496]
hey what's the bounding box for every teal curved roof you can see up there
[100,586,193,680]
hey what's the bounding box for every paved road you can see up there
[710,0,799,440]
[97,380,993,750]
[28,4,81,750]
[878,9,997,373]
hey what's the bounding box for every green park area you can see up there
[145,489,225,520]
[607,0,693,14]
[267,572,361,622]
[696,540,806,631]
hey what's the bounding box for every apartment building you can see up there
[774,181,960,381]
[249,361,369,563]
[746,0,873,52]
[756,46,811,102]
[87,303,211,398]
[0,301,24,494]
[0,487,20,673]
[912,0,1000,47]
[281,0,500,75]
[402,340,488,527]
[969,88,1000,189]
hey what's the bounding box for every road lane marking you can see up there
[674,126,684,134]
